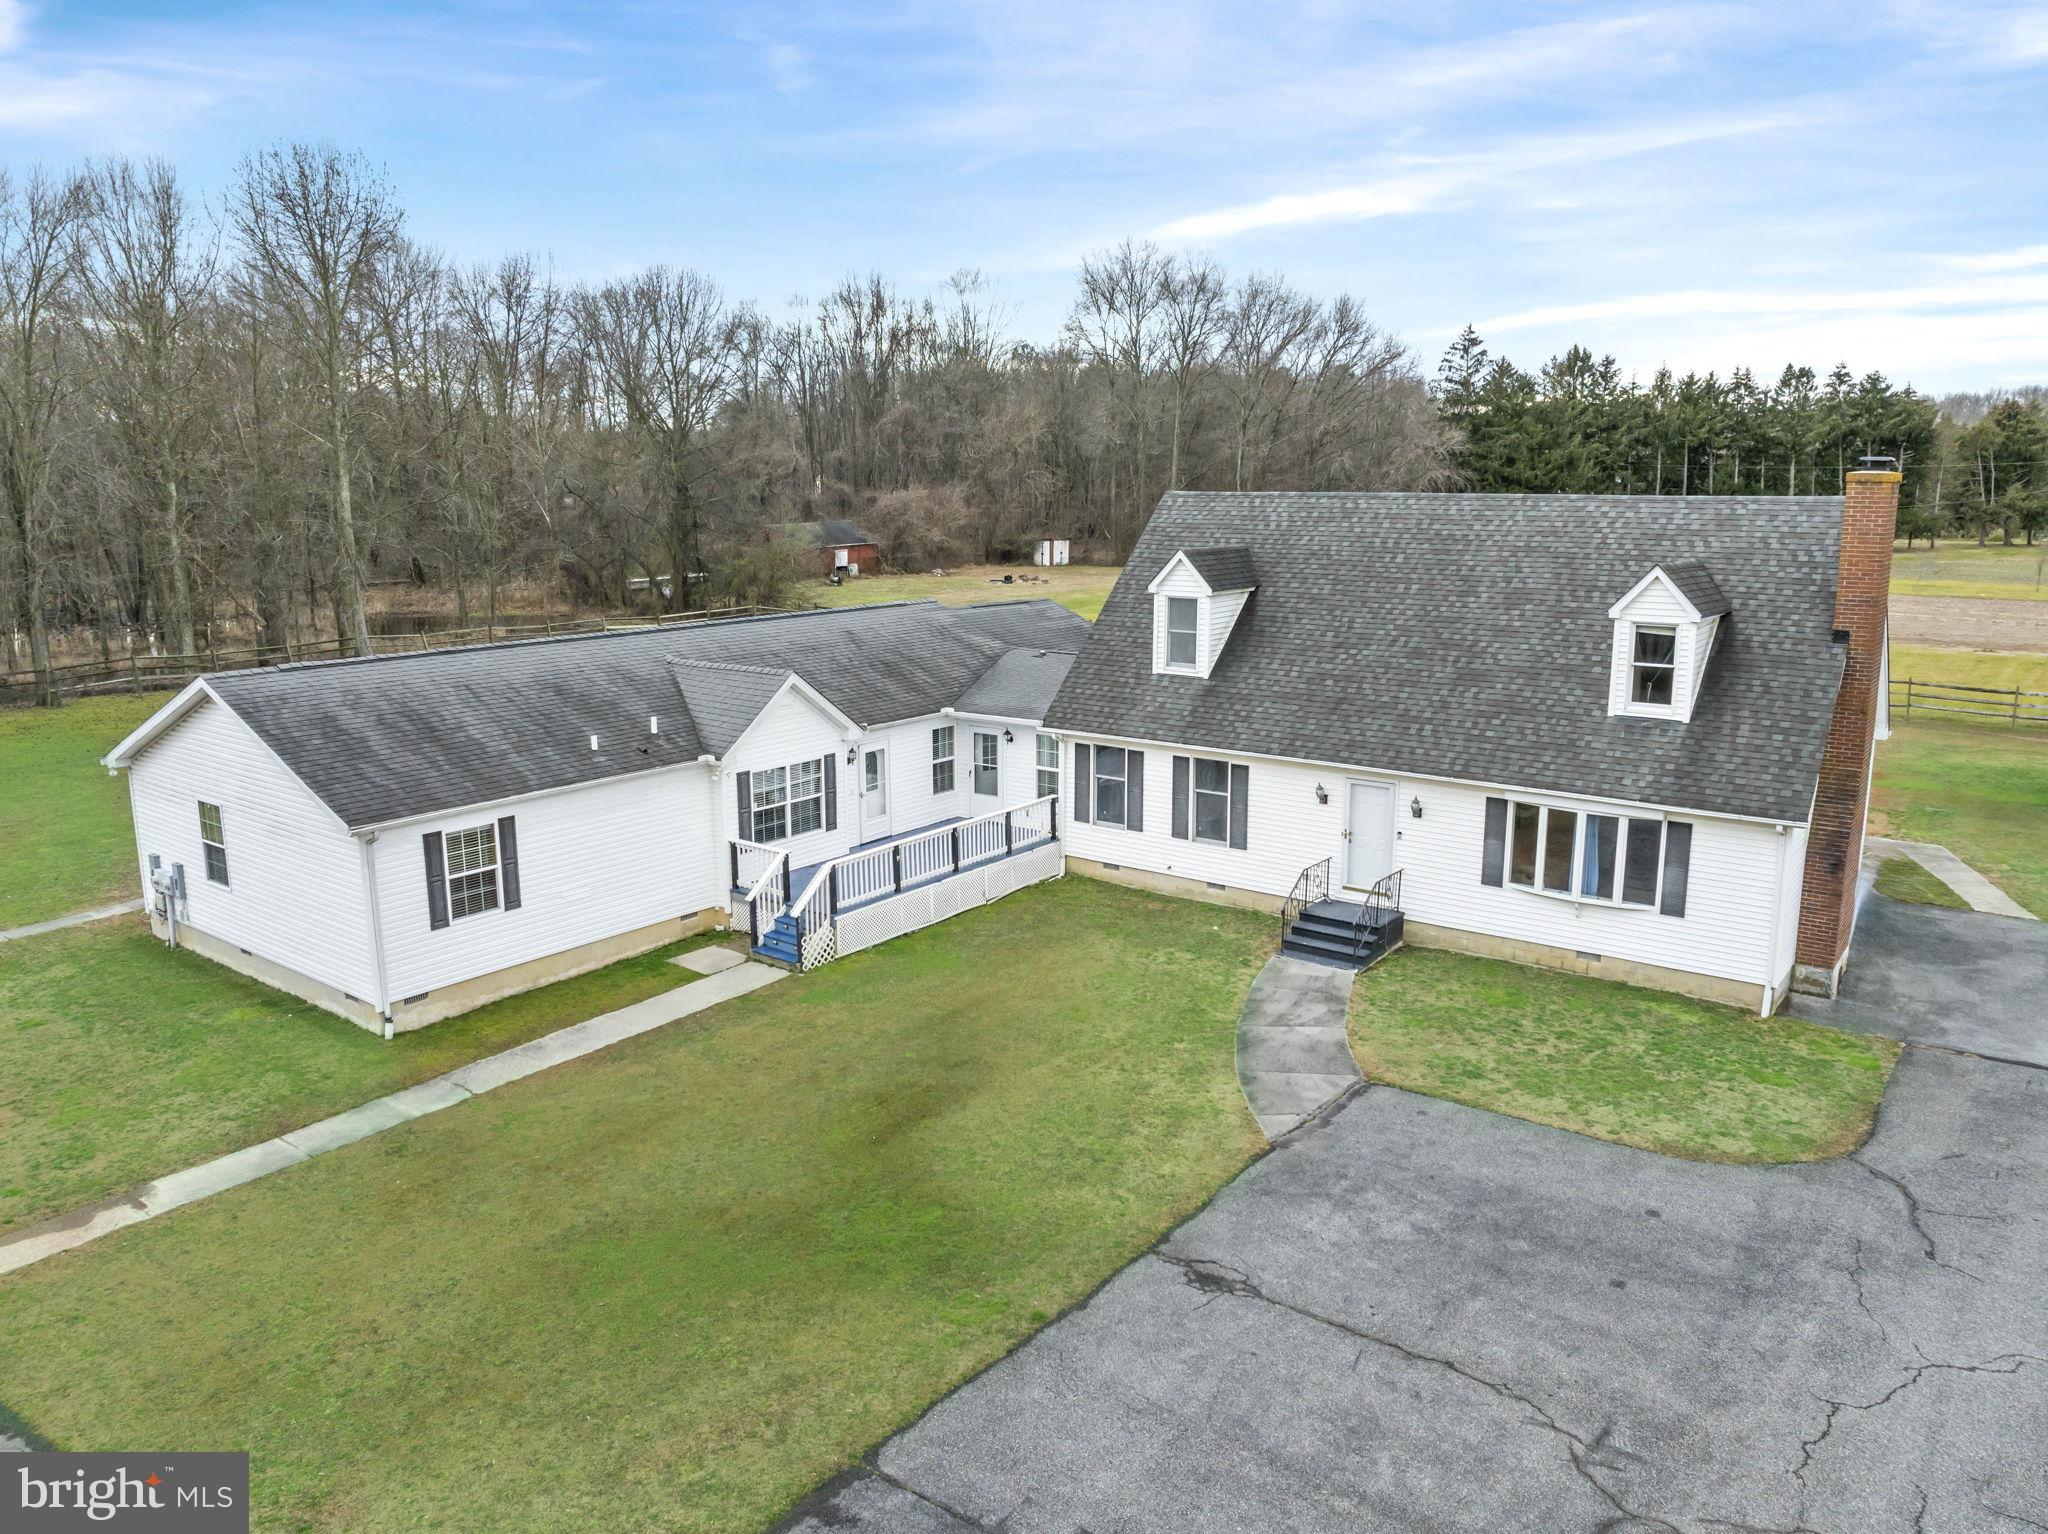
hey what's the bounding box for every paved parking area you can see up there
[788,904,2048,1534]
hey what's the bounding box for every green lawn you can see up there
[1349,948,1898,1164]
[0,921,729,1234]
[1872,854,1971,910]
[1891,540,2048,601]
[0,878,1269,1533]
[1891,644,2048,696]
[1873,718,2048,917]
[798,563,1118,621]
[0,693,163,928]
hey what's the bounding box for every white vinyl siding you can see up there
[725,687,850,871]
[379,763,723,1002]
[1063,735,1788,991]
[125,696,377,1002]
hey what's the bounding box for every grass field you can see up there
[1890,644,2048,697]
[1871,718,2048,918]
[1891,540,2048,601]
[0,693,161,928]
[797,563,1119,620]
[0,921,730,1234]
[1872,855,1971,910]
[1348,948,1898,1164]
[0,879,1269,1533]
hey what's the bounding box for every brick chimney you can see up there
[1793,461,1899,997]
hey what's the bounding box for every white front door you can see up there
[1344,780,1395,890]
[971,730,1000,799]
[861,745,890,836]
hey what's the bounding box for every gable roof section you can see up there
[1048,492,1848,823]
[1660,560,1732,618]
[666,659,794,757]
[195,599,1088,829]
[1184,546,1258,592]
[953,648,1077,720]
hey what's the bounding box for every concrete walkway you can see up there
[1234,954,1361,1140]
[0,898,144,944]
[1869,835,2037,920]
[0,949,783,1278]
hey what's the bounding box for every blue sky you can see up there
[4,0,2047,391]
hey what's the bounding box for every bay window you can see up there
[1505,798,1674,909]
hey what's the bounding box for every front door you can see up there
[861,745,891,837]
[1344,780,1394,890]
[971,730,1000,800]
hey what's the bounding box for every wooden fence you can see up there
[0,604,813,708]
[1890,677,2048,727]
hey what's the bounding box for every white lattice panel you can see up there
[800,923,837,969]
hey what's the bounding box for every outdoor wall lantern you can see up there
[847,745,858,763]
[1002,728,1015,743]
[1410,796,1424,819]
[1314,783,1328,805]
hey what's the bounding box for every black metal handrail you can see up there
[1281,857,1331,945]
[1355,869,1404,962]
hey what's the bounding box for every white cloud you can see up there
[1478,273,2048,332]
[1151,107,1824,242]
[1941,244,2048,273]
[764,42,812,94]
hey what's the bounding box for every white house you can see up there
[1045,469,1901,1013]
[104,599,1087,1034]
[105,469,1899,1032]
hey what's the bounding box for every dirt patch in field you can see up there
[1890,594,2048,651]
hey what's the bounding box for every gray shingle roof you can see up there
[668,658,793,756]
[1659,560,1733,618]
[953,648,1077,720]
[1047,492,1850,823]
[201,599,1088,828]
[1180,546,1258,591]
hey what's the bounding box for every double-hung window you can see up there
[931,726,956,793]
[445,822,501,919]
[1506,798,1671,908]
[1092,745,1129,826]
[1191,757,1233,843]
[1631,626,1677,706]
[1036,733,1059,799]
[751,760,824,843]
[198,802,228,885]
[1165,597,1199,669]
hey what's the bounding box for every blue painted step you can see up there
[752,912,802,964]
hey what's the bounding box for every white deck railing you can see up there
[731,841,789,936]
[782,795,1060,966]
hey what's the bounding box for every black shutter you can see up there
[1660,821,1692,917]
[1481,797,1508,887]
[1171,756,1190,840]
[735,770,752,842]
[1126,750,1145,833]
[1073,743,1092,824]
[497,816,522,911]
[823,754,837,831]
[423,831,449,930]
[1229,763,1250,850]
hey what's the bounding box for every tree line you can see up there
[0,147,1450,704]
[1435,327,2048,546]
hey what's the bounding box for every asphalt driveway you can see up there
[786,906,2048,1534]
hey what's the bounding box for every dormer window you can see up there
[1630,627,1677,706]
[1607,562,1730,723]
[1147,545,1257,679]
[1165,598,1199,668]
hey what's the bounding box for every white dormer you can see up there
[1606,562,1730,723]
[1147,546,1256,679]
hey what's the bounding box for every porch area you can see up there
[732,796,1061,969]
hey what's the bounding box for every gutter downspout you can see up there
[356,831,394,1040]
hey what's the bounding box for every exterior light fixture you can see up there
[1315,783,1328,805]
[1410,796,1423,819]
[1002,728,1015,743]
[847,745,858,763]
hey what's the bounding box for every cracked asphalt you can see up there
[782,904,2048,1534]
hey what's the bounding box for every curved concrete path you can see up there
[1235,954,1361,1140]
